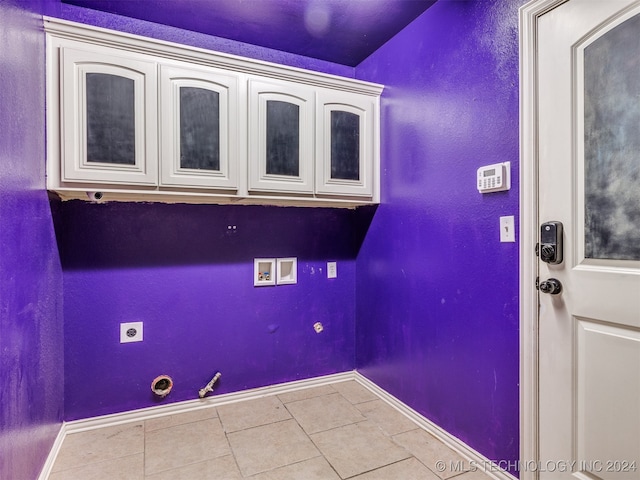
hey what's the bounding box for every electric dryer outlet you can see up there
[120,322,143,343]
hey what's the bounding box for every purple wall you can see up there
[61,0,436,66]
[54,3,354,77]
[0,1,64,478]
[45,6,372,421]
[0,1,525,475]
[355,0,523,472]
[58,202,370,420]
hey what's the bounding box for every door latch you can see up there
[539,278,562,295]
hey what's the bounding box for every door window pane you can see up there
[331,111,360,181]
[86,73,135,165]
[180,87,220,171]
[584,13,640,260]
[266,100,299,176]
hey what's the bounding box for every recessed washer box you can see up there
[277,258,297,285]
[254,258,276,286]
[120,322,143,343]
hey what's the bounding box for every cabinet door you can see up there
[248,80,314,194]
[316,91,376,197]
[60,47,157,185]
[159,65,239,189]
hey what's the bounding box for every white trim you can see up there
[518,2,567,480]
[41,371,515,480]
[354,373,518,480]
[37,424,66,480]
[62,372,355,434]
[43,17,383,97]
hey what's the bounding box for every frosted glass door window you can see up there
[159,64,238,189]
[179,86,220,171]
[583,13,640,260]
[316,90,375,197]
[86,73,135,165]
[60,47,158,185]
[330,110,360,181]
[266,100,300,177]
[248,80,314,194]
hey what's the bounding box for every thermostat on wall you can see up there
[477,162,510,193]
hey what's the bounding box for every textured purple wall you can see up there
[42,4,373,421]
[355,0,523,472]
[34,0,525,469]
[57,202,371,420]
[61,0,436,66]
[0,1,64,478]
[53,3,354,77]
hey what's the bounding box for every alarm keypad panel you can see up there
[477,162,510,193]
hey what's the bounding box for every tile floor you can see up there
[48,381,493,480]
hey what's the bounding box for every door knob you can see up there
[539,278,562,295]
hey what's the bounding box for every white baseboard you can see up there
[353,372,518,480]
[63,371,355,434]
[39,370,516,480]
[37,423,66,480]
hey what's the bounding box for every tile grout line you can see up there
[44,374,516,480]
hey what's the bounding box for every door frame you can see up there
[519,1,567,479]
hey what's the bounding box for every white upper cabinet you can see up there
[60,46,158,185]
[45,18,382,207]
[248,80,314,194]
[159,64,239,190]
[316,90,376,197]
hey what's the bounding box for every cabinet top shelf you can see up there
[43,16,384,97]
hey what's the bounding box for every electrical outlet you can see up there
[327,261,337,279]
[120,322,143,343]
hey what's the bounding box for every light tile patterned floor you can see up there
[48,381,493,480]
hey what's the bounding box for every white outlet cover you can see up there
[121,322,143,343]
[500,216,516,242]
[327,262,337,279]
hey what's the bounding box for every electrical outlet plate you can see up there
[254,258,276,286]
[327,261,337,279]
[120,321,143,343]
[277,257,297,285]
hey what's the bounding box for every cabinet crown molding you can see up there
[43,17,384,96]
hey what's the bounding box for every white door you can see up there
[538,1,640,478]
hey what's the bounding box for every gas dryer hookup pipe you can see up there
[199,372,222,398]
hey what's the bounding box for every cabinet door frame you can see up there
[159,64,239,189]
[316,91,375,198]
[248,79,315,194]
[60,47,158,185]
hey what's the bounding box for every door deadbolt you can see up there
[539,278,562,295]
[540,221,563,264]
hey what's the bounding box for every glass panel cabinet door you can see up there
[316,90,376,197]
[159,65,238,189]
[248,80,314,194]
[61,47,158,185]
